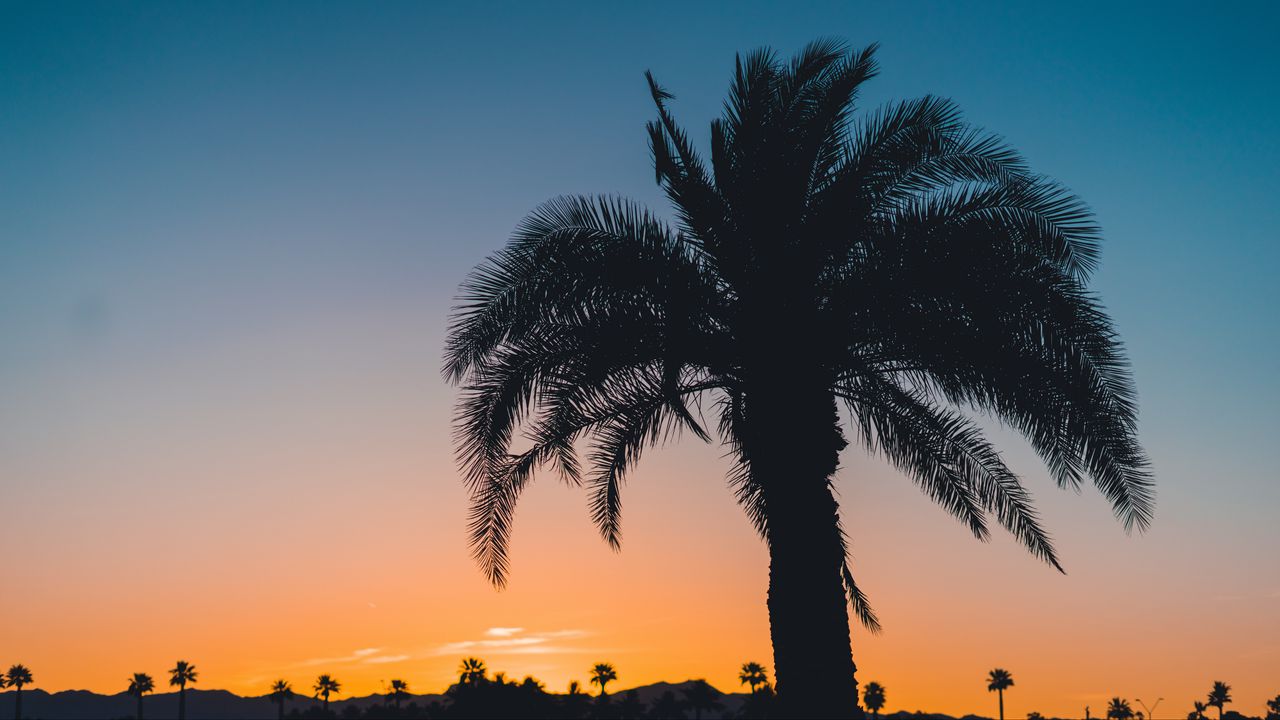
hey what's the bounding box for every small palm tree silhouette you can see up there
[1207,682,1232,720]
[269,679,293,720]
[589,663,617,697]
[681,680,723,720]
[987,669,1014,720]
[127,673,155,720]
[389,679,409,708]
[6,665,33,720]
[168,661,197,720]
[1109,698,1136,720]
[458,657,487,685]
[739,662,769,694]
[313,675,341,716]
[863,682,887,716]
[1190,701,1209,720]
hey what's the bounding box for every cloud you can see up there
[364,655,411,664]
[296,648,386,667]
[435,628,592,656]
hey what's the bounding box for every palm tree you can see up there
[168,661,197,720]
[739,662,769,694]
[459,657,487,685]
[1207,682,1232,720]
[269,679,293,720]
[444,39,1152,720]
[1190,701,1209,720]
[987,669,1014,720]
[681,680,724,720]
[1264,695,1280,720]
[1109,699,1136,720]
[6,664,32,720]
[314,675,340,716]
[863,682,886,717]
[127,673,155,720]
[389,679,409,708]
[589,663,618,697]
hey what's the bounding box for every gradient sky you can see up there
[2,1,1278,716]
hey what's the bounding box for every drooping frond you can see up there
[840,375,1062,570]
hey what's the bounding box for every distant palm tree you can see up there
[168,661,197,720]
[1190,701,1209,720]
[650,690,687,719]
[863,682,886,717]
[987,669,1014,720]
[589,663,618,697]
[6,664,32,720]
[459,657,487,685]
[270,679,293,720]
[127,673,155,720]
[740,662,770,694]
[389,679,409,708]
[1109,698,1136,720]
[681,680,724,720]
[1028,713,1045,720]
[1264,694,1280,720]
[313,675,341,716]
[445,39,1152,720]
[617,689,646,719]
[1207,682,1232,720]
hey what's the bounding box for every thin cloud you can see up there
[296,648,386,667]
[435,628,592,656]
[364,655,411,664]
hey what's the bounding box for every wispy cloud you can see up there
[295,648,388,667]
[435,628,592,656]
[364,654,411,664]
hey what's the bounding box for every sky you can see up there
[1,0,1278,715]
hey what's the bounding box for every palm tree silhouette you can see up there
[1190,701,1209,720]
[313,675,340,716]
[168,661,197,720]
[389,679,409,708]
[863,682,886,716]
[444,38,1153,719]
[269,679,293,720]
[987,669,1014,720]
[865,676,885,712]
[1207,682,1232,720]
[459,657,487,685]
[739,662,769,694]
[681,680,724,720]
[6,664,32,720]
[1109,698,1136,720]
[589,663,618,697]
[127,673,155,720]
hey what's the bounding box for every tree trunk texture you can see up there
[744,378,863,719]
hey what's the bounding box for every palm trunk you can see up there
[137,694,144,720]
[14,687,21,720]
[746,381,862,720]
[998,689,1004,720]
[178,685,185,720]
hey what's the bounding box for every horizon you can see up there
[2,1,1278,718]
